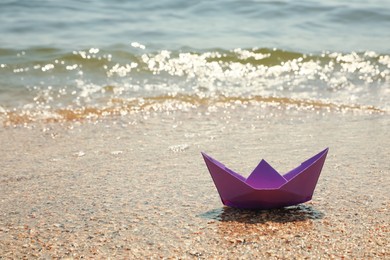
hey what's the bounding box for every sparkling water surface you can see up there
[1,0,389,123]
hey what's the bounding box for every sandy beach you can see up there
[1,0,390,258]
[0,104,389,258]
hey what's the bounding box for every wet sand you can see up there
[0,105,389,258]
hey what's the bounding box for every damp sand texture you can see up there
[0,106,389,259]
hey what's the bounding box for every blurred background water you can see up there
[0,0,389,123]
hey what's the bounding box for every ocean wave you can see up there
[0,46,389,125]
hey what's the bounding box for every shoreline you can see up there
[2,95,388,128]
[0,105,389,258]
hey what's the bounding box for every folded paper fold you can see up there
[201,148,328,209]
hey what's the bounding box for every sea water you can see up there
[0,0,389,124]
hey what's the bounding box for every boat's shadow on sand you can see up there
[199,204,324,224]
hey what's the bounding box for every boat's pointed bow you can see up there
[201,152,251,205]
[281,148,329,197]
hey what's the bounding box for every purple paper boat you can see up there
[201,148,328,209]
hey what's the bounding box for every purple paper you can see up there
[202,148,328,209]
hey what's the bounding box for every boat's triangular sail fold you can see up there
[246,159,287,189]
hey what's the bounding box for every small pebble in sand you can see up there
[168,144,189,153]
[110,151,123,155]
[74,151,86,157]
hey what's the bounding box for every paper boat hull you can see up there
[221,189,311,210]
[202,148,328,209]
